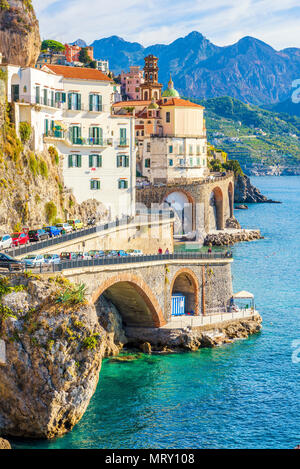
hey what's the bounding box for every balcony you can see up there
[44,130,114,148]
[117,139,130,148]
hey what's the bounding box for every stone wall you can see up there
[136,173,235,236]
[63,258,233,327]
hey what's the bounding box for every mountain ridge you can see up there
[72,32,300,105]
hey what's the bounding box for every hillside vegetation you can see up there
[195,96,300,174]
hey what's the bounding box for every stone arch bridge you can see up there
[59,254,233,328]
[136,173,235,234]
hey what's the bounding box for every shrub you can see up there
[19,122,32,144]
[28,152,38,176]
[39,158,48,179]
[45,201,57,224]
[48,146,59,165]
[55,283,87,305]
[82,334,100,350]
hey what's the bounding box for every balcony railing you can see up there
[44,131,133,149]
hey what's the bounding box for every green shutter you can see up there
[68,155,73,168]
[45,119,49,136]
[117,155,120,167]
[89,94,93,111]
[68,93,72,110]
[125,156,129,167]
[99,95,102,111]
[62,93,66,103]
[77,155,82,167]
[89,155,93,167]
[97,180,100,189]
[77,94,81,110]
[97,155,102,167]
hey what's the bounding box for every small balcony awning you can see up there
[232,291,254,299]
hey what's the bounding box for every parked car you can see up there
[0,253,24,271]
[11,232,30,247]
[60,252,78,261]
[88,250,105,258]
[67,219,84,230]
[118,250,129,257]
[76,252,92,260]
[44,226,62,238]
[128,249,143,257]
[0,234,12,251]
[28,229,49,242]
[22,254,45,267]
[106,250,118,257]
[56,223,73,234]
[44,254,61,265]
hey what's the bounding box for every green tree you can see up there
[41,40,65,52]
[78,47,91,64]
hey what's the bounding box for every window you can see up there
[43,88,48,105]
[145,159,150,168]
[179,145,184,154]
[189,145,193,155]
[55,92,66,103]
[118,179,128,189]
[120,128,127,146]
[166,112,170,123]
[50,91,55,107]
[189,158,193,166]
[90,180,100,190]
[169,145,173,154]
[179,159,184,166]
[89,127,103,145]
[136,131,139,136]
[35,86,40,104]
[147,143,151,152]
[70,126,82,144]
[196,145,200,155]
[89,154,102,168]
[68,92,81,111]
[117,155,129,167]
[197,158,200,166]
[169,159,173,167]
[68,154,82,168]
[89,94,102,112]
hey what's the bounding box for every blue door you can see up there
[172,295,185,316]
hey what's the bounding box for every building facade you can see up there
[4,64,136,219]
[96,60,109,74]
[64,44,94,63]
[120,66,144,100]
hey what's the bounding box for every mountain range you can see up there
[76,32,300,106]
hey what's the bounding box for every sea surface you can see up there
[12,176,300,449]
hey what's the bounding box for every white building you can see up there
[96,59,109,74]
[4,64,136,219]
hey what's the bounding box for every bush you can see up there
[48,146,59,165]
[19,122,32,144]
[39,158,48,179]
[28,152,38,176]
[45,201,57,223]
[55,283,87,305]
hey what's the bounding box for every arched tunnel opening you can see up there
[93,278,165,329]
[171,272,199,316]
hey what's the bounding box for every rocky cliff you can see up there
[0,273,128,438]
[234,174,280,203]
[0,0,41,67]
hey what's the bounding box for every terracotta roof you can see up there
[42,64,112,82]
[113,100,151,107]
[160,98,204,108]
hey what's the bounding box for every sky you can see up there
[32,0,300,50]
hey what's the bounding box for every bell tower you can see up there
[140,55,163,101]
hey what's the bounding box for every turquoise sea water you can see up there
[12,176,300,449]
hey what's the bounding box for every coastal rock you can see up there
[0,274,105,439]
[234,174,280,204]
[0,1,41,68]
[140,342,152,354]
[225,217,241,229]
[126,315,262,352]
[0,438,11,449]
[95,296,128,357]
[204,229,262,246]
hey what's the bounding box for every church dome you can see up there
[162,75,180,98]
[148,98,159,109]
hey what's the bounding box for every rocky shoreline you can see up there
[235,174,280,204]
[204,229,262,246]
[0,438,11,449]
[126,315,262,353]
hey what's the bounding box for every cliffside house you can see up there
[4,64,136,219]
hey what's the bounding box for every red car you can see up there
[11,232,30,246]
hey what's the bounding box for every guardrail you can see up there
[54,251,233,272]
[1,251,232,275]
[3,211,175,259]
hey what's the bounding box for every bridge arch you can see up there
[228,181,234,218]
[91,273,166,328]
[170,268,200,316]
[163,189,195,233]
[210,186,224,230]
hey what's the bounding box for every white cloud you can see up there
[32,0,300,49]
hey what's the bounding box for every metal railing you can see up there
[53,251,233,272]
[4,211,175,259]
[44,132,130,148]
